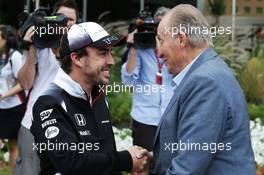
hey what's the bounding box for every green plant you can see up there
[0,143,9,175]
[248,104,264,123]
[106,46,132,126]
[107,90,132,126]
[0,167,9,175]
[238,58,264,104]
[121,172,130,175]
[255,40,264,60]
[213,34,250,75]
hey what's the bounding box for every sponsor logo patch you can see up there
[79,130,91,136]
[41,119,57,128]
[40,109,53,121]
[45,126,59,139]
[74,114,86,126]
[101,120,110,124]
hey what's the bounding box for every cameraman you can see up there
[121,7,173,151]
[14,1,78,174]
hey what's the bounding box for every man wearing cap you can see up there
[30,22,152,175]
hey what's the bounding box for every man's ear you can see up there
[178,33,188,48]
[70,52,83,68]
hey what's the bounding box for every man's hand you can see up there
[139,151,154,175]
[0,94,6,100]
[132,151,154,175]
[128,146,154,174]
[23,26,35,42]
[126,29,137,44]
[125,29,138,73]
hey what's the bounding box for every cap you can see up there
[59,22,126,58]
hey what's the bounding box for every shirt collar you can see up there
[53,68,87,100]
[172,51,203,89]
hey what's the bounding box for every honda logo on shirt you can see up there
[74,114,86,126]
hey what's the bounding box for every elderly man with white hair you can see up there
[151,4,256,175]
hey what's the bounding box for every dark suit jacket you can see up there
[152,48,256,175]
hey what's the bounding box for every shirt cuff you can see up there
[116,150,133,171]
[121,63,137,77]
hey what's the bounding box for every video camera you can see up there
[19,7,68,48]
[131,8,159,48]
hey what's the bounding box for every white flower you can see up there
[3,151,9,163]
[113,127,133,151]
[250,119,264,166]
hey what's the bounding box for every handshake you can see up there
[128,146,154,175]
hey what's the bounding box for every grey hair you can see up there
[168,4,213,47]
[154,6,170,18]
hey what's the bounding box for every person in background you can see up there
[121,7,173,152]
[0,25,25,173]
[14,1,78,174]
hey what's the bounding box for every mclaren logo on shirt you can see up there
[40,109,53,121]
[74,114,86,126]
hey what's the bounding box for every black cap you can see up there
[59,22,126,58]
